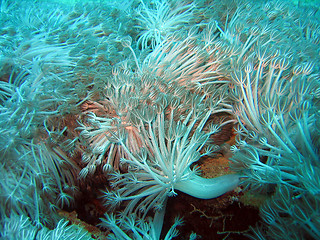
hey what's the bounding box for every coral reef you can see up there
[0,0,319,239]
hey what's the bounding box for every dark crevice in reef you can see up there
[162,190,260,240]
[69,170,109,226]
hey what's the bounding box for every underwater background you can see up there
[0,0,320,239]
